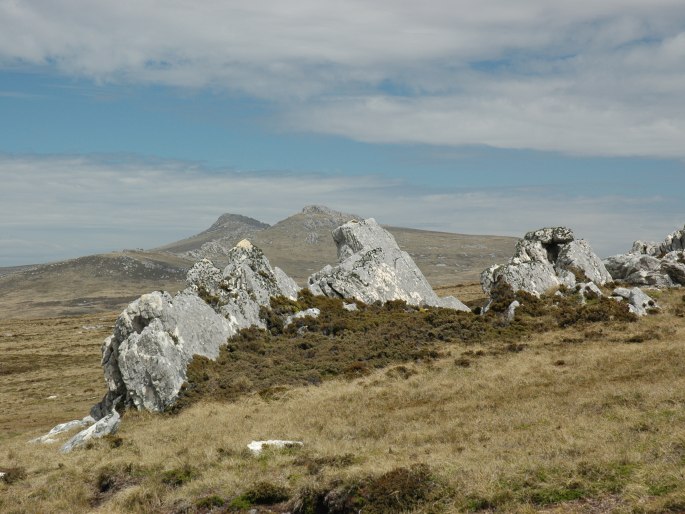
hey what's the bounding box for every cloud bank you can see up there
[1,1,684,157]
[0,155,681,266]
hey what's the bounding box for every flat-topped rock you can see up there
[482,226,610,297]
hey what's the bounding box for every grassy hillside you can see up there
[2,288,685,512]
[0,251,190,319]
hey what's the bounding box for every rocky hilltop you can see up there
[154,213,269,261]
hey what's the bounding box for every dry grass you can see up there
[0,314,115,436]
[1,290,685,513]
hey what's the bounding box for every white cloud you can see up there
[0,154,681,266]
[1,1,684,156]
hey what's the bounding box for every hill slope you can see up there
[154,213,269,258]
[0,206,518,318]
[0,251,190,319]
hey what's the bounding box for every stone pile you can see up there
[308,218,469,311]
[604,225,685,287]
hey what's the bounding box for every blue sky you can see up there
[1,1,684,266]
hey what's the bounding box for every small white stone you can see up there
[247,440,303,455]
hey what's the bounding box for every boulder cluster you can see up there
[604,226,685,287]
[480,226,661,317]
[481,227,611,296]
[36,219,682,451]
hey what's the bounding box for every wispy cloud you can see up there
[0,154,681,266]
[0,1,684,157]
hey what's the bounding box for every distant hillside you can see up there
[0,251,190,319]
[0,206,518,318]
[159,205,518,286]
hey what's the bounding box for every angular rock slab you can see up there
[95,291,236,414]
[30,416,95,444]
[61,410,120,453]
[308,218,469,311]
[611,287,658,316]
[93,239,301,415]
[482,226,610,297]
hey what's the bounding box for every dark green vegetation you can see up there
[177,287,637,411]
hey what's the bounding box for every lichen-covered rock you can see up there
[308,218,469,311]
[94,291,235,414]
[603,253,668,286]
[61,410,120,453]
[93,239,301,415]
[604,226,685,287]
[662,252,685,284]
[524,227,575,245]
[482,227,610,297]
[611,287,657,316]
[556,240,612,285]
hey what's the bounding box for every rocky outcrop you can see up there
[481,227,611,297]
[611,287,658,316]
[31,416,96,444]
[604,225,685,287]
[308,218,469,311]
[92,239,300,415]
[61,410,120,453]
[93,291,235,415]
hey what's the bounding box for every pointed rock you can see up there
[308,218,469,311]
[93,240,300,415]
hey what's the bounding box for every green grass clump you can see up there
[160,464,198,487]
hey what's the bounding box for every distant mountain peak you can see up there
[301,205,361,220]
[205,213,269,233]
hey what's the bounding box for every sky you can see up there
[1,0,684,266]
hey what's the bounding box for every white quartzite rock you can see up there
[30,416,95,444]
[482,227,611,297]
[308,218,469,311]
[94,291,234,414]
[61,410,120,453]
[93,239,300,415]
[605,225,685,287]
[247,440,304,455]
[284,308,321,327]
[611,287,657,316]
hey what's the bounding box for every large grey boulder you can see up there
[556,240,613,285]
[604,225,685,287]
[308,218,469,311]
[94,291,235,414]
[92,239,301,415]
[482,227,610,296]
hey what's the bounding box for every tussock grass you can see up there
[1,289,684,512]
